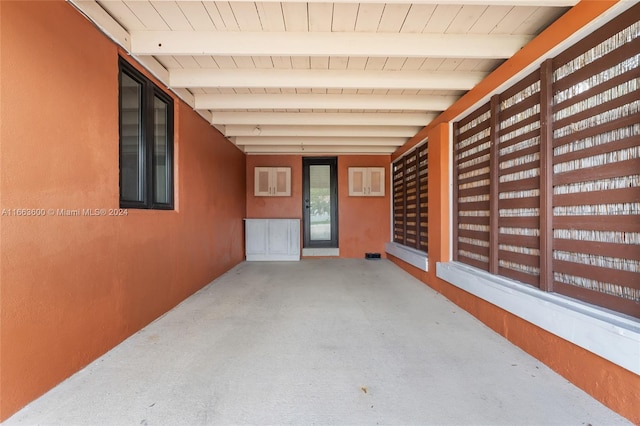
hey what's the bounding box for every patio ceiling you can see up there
[70,0,575,154]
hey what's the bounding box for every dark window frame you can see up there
[118,57,174,210]
[392,141,428,253]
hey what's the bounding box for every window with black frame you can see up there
[119,58,174,210]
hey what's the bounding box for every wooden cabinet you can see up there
[244,219,300,261]
[348,167,385,196]
[254,167,291,196]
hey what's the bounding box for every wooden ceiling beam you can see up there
[170,69,485,91]
[195,93,458,110]
[132,31,533,59]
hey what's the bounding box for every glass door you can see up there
[303,157,338,248]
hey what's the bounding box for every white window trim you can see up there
[437,261,640,375]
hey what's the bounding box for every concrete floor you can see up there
[3,259,631,425]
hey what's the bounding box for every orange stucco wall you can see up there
[389,120,640,423]
[246,155,303,220]
[0,1,246,420]
[246,155,390,258]
[337,156,390,258]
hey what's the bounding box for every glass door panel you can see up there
[309,165,331,241]
[303,158,338,248]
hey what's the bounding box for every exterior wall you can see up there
[337,156,390,258]
[0,1,246,420]
[246,155,390,258]
[246,155,303,219]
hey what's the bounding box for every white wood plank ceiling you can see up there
[71,0,574,154]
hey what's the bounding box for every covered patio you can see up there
[1,0,638,422]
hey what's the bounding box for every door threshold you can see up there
[302,248,340,257]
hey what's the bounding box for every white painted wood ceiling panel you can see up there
[364,57,387,71]
[97,0,145,30]
[383,57,406,71]
[177,2,216,30]
[215,2,241,30]
[233,56,255,67]
[423,5,462,32]
[150,1,192,30]
[202,2,227,29]
[282,3,308,31]
[193,56,219,68]
[290,56,310,69]
[77,0,575,154]
[492,6,539,33]
[468,5,511,33]
[329,57,349,70]
[155,55,182,68]
[173,55,200,68]
[256,2,286,30]
[308,3,333,31]
[231,2,263,30]
[354,4,385,32]
[378,4,412,32]
[332,4,359,31]
[401,5,437,32]
[445,5,489,33]
[126,1,170,29]
[346,57,367,70]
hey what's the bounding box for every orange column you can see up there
[426,123,451,278]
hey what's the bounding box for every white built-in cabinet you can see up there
[348,167,385,196]
[244,219,300,261]
[254,167,291,196]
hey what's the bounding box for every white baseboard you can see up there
[302,248,339,257]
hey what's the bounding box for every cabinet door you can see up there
[348,167,367,196]
[254,167,272,196]
[288,219,300,256]
[273,167,291,196]
[267,220,290,255]
[245,220,267,255]
[368,167,385,196]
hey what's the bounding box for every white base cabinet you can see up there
[245,219,300,261]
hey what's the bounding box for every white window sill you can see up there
[437,261,640,375]
[385,242,428,271]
